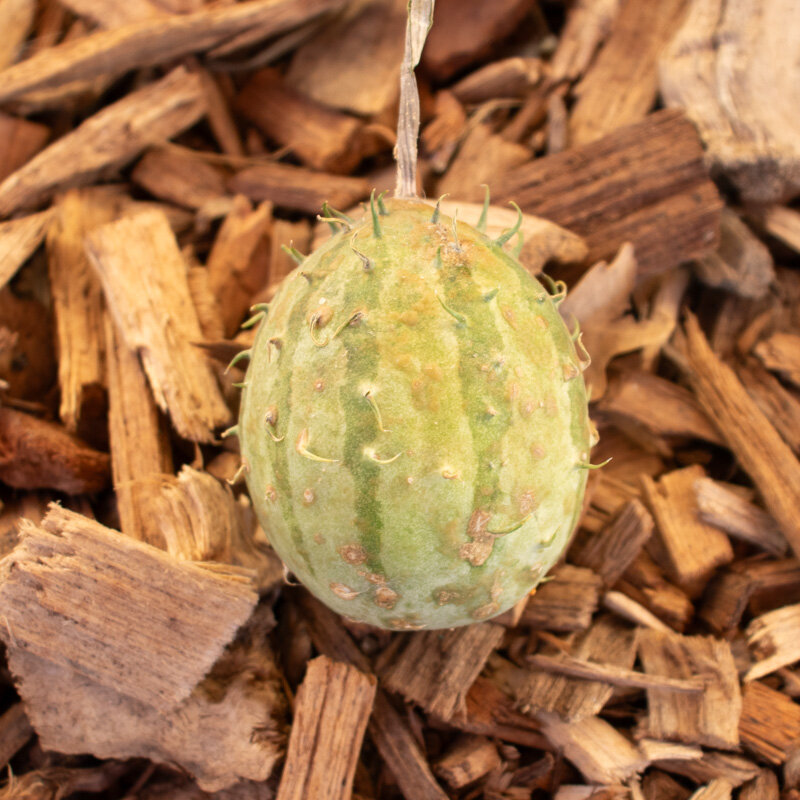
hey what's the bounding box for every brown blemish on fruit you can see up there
[313,532,325,544]
[339,543,368,565]
[374,586,399,609]
[264,485,277,503]
[472,601,500,620]
[458,509,495,566]
[520,399,535,417]
[562,362,580,381]
[399,309,419,326]
[302,488,315,505]
[519,489,537,515]
[423,363,443,381]
[358,570,387,585]
[330,582,360,600]
[435,588,461,605]
[507,381,520,401]
[531,443,545,459]
[501,306,517,329]
[441,468,460,480]
[314,378,325,392]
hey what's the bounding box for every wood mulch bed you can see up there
[1,0,800,798]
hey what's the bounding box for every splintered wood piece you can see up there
[752,205,800,254]
[641,466,733,596]
[660,0,800,202]
[420,90,465,173]
[434,735,501,791]
[683,313,800,560]
[569,0,688,145]
[0,112,50,182]
[739,770,779,800]
[422,0,533,81]
[286,0,405,116]
[642,768,694,800]
[522,564,602,631]
[105,315,173,548]
[687,780,733,800]
[7,603,285,791]
[276,656,376,800]
[186,263,226,341]
[87,209,231,442]
[0,504,257,708]
[0,0,34,70]
[652,752,760,789]
[0,67,206,217]
[569,499,654,586]
[57,0,166,28]
[197,67,245,158]
[737,359,800,454]
[695,209,775,299]
[206,194,271,337]
[739,681,800,764]
[493,109,722,274]
[637,629,741,749]
[515,615,638,720]
[537,712,646,784]
[745,603,800,681]
[0,209,53,290]
[380,623,504,720]
[744,558,800,617]
[549,0,621,83]
[230,162,370,215]
[598,371,724,447]
[297,593,448,800]
[603,590,673,634]
[754,332,800,389]
[236,68,369,174]
[699,571,755,637]
[695,477,787,556]
[47,189,114,434]
[439,123,530,200]
[0,703,33,771]
[452,57,542,104]
[0,407,109,494]
[132,147,228,211]
[0,0,347,104]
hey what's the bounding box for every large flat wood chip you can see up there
[380,622,504,720]
[493,109,722,274]
[87,208,231,442]
[745,603,800,681]
[276,656,376,800]
[0,504,257,708]
[521,564,602,631]
[637,629,741,749]
[739,681,800,764]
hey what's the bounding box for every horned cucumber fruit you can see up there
[238,197,594,630]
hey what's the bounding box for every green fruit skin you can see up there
[239,199,592,630]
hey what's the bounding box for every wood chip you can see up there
[569,0,688,146]
[683,313,800,560]
[0,504,257,708]
[206,194,271,337]
[739,769,780,800]
[637,629,741,749]
[0,703,33,771]
[570,499,654,586]
[236,68,371,174]
[434,735,501,791]
[286,0,406,116]
[132,146,229,211]
[521,564,602,632]
[0,209,54,290]
[754,332,800,389]
[537,712,647,784]
[380,623,504,720]
[0,112,50,183]
[0,406,110,494]
[230,161,370,215]
[598,371,724,448]
[745,603,800,681]
[641,466,733,596]
[276,655,376,800]
[46,189,113,435]
[699,570,755,638]
[695,477,787,556]
[515,615,638,720]
[297,592,448,800]
[603,590,673,634]
[0,0,348,104]
[660,0,800,202]
[695,209,775,299]
[493,109,722,275]
[451,57,542,104]
[739,681,800,764]
[87,208,231,442]
[0,66,206,217]
[653,752,760,788]
[0,0,34,70]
